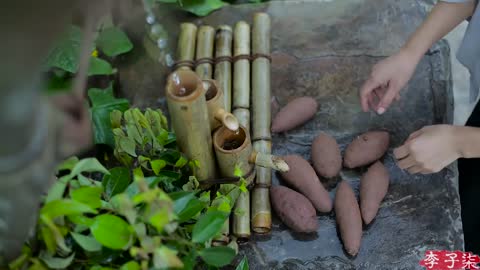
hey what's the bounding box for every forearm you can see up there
[456,126,480,158]
[402,1,476,61]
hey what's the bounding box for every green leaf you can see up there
[88,57,113,76]
[71,186,103,209]
[171,192,205,222]
[153,247,184,269]
[124,176,158,198]
[119,137,137,156]
[175,156,188,168]
[41,199,96,219]
[199,247,236,267]
[89,86,130,147]
[70,158,109,177]
[148,207,170,232]
[68,215,95,227]
[43,25,83,72]
[39,251,75,269]
[97,27,134,57]
[56,156,79,172]
[91,214,134,250]
[179,0,227,16]
[150,159,167,175]
[71,232,102,252]
[120,261,140,270]
[102,167,131,198]
[45,176,70,203]
[235,256,249,270]
[192,211,228,243]
[46,73,73,94]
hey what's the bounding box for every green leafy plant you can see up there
[44,25,133,94]
[10,109,245,269]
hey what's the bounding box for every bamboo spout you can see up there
[165,70,216,181]
[249,152,289,172]
[203,79,239,132]
[214,108,239,132]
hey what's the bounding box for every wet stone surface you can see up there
[117,0,461,269]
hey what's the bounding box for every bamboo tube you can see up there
[165,70,216,181]
[212,126,288,184]
[195,26,215,79]
[214,25,233,113]
[233,21,251,131]
[176,23,197,70]
[231,22,251,240]
[251,13,271,140]
[251,12,272,234]
[203,80,239,132]
[233,191,251,240]
[251,187,271,233]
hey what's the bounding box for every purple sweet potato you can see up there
[311,133,342,179]
[281,155,332,213]
[360,161,389,225]
[271,97,318,133]
[270,186,318,233]
[344,131,390,168]
[335,181,362,256]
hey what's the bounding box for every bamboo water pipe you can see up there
[214,25,233,113]
[176,23,197,70]
[202,80,239,132]
[213,126,288,240]
[165,70,216,181]
[213,126,288,185]
[251,12,272,234]
[232,21,251,131]
[195,26,215,79]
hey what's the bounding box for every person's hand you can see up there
[359,48,419,114]
[394,125,461,174]
[51,93,92,156]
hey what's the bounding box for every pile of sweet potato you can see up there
[270,97,391,257]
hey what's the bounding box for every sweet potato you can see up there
[271,97,318,133]
[270,186,318,233]
[281,155,332,213]
[360,161,389,225]
[344,131,390,168]
[311,133,342,179]
[335,181,362,256]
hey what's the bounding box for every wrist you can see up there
[399,44,425,65]
[454,126,480,159]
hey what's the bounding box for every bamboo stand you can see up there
[214,25,233,113]
[176,23,197,70]
[203,80,239,132]
[165,70,216,181]
[251,13,272,234]
[195,26,215,79]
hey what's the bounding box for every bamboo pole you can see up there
[165,70,216,181]
[251,12,272,234]
[232,21,251,130]
[202,80,239,132]
[214,25,233,113]
[176,23,197,70]
[233,191,250,240]
[252,140,272,233]
[195,25,215,79]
